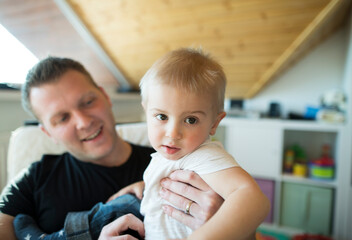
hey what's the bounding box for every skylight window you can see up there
[0,24,38,85]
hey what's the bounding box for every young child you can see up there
[114,47,270,239]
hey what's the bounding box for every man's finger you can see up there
[168,170,211,191]
[159,187,202,220]
[118,215,145,237]
[160,176,203,205]
[99,214,145,239]
[161,204,200,230]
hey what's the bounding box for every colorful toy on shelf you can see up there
[284,144,308,177]
[293,163,308,177]
[310,144,335,180]
[283,149,294,173]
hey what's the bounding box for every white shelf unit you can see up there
[220,117,348,239]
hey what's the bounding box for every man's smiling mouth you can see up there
[82,127,102,141]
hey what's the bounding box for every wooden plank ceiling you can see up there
[64,0,350,99]
[0,0,349,98]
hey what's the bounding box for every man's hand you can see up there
[98,214,145,240]
[159,170,223,230]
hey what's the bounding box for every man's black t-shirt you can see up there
[0,143,154,233]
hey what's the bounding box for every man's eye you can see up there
[55,114,69,124]
[185,117,197,124]
[86,98,94,106]
[156,114,167,121]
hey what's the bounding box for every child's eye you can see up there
[185,117,197,124]
[61,115,68,122]
[156,114,168,121]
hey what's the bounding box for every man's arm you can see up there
[159,170,224,230]
[0,213,16,240]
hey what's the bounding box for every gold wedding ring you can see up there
[185,200,193,215]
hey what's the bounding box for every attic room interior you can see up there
[0,0,351,239]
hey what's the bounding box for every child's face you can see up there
[143,83,225,160]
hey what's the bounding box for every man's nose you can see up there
[74,111,93,129]
[165,122,182,140]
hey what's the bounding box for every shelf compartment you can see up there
[280,182,334,235]
[282,130,338,179]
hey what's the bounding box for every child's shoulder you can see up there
[197,140,228,155]
[192,140,236,163]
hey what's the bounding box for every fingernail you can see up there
[160,179,166,186]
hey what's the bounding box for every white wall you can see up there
[340,12,352,237]
[244,25,348,118]
[0,96,32,133]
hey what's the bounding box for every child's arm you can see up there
[107,181,145,202]
[187,167,270,240]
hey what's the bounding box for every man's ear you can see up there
[210,111,226,136]
[99,86,112,106]
[39,124,50,137]
[40,124,58,144]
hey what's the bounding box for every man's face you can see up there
[30,70,118,164]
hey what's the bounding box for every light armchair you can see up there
[6,122,149,183]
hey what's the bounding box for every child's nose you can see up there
[166,122,182,140]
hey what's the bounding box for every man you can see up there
[0,57,223,239]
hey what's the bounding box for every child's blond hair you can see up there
[140,47,226,113]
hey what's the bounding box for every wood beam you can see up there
[53,0,133,91]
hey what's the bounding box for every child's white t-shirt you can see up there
[140,139,239,240]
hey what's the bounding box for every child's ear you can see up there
[210,111,226,135]
[141,101,147,112]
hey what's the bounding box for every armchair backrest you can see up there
[7,122,149,182]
